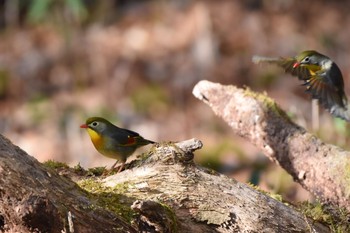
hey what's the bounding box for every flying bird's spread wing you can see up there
[277,58,310,81]
[252,55,310,80]
[253,55,350,121]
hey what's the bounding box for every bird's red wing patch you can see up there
[126,136,136,145]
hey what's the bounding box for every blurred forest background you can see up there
[1,0,350,204]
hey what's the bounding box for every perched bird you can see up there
[252,50,350,121]
[80,117,155,173]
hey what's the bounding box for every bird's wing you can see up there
[276,58,311,80]
[122,128,154,145]
[306,74,337,105]
[302,76,350,121]
[252,55,311,80]
[110,127,154,146]
[108,127,140,146]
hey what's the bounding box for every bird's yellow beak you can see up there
[80,124,88,129]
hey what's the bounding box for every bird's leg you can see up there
[116,162,125,173]
[109,160,125,173]
[111,160,119,170]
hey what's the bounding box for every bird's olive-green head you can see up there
[293,50,329,70]
[80,117,113,134]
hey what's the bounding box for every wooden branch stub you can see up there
[193,80,350,211]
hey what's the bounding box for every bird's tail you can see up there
[329,103,350,122]
[146,139,156,144]
[252,55,281,64]
[135,136,155,146]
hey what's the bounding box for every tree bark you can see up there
[192,80,350,212]
[0,133,329,232]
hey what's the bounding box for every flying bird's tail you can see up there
[329,103,350,122]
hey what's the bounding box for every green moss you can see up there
[299,201,330,223]
[79,178,179,232]
[87,167,106,176]
[158,202,179,232]
[135,149,155,162]
[248,182,283,203]
[78,178,136,222]
[73,163,85,172]
[78,178,103,191]
[243,88,290,120]
[249,183,349,231]
[43,160,69,169]
[95,191,135,221]
[298,201,350,232]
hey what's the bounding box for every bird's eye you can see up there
[91,122,98,127]
[304,56,310,62]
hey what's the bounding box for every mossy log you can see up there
[0,132,329,232]
[193,80,350,212]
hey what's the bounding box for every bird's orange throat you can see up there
[86,128,104,150]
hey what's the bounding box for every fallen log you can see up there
[0,133,329,232]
